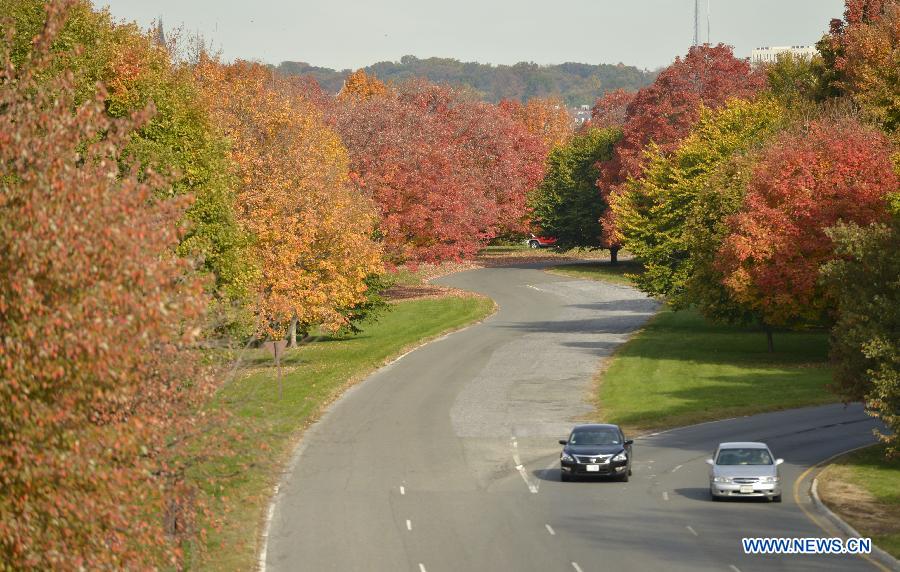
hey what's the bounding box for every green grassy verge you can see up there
[546,259,644,286]
[818,445,900,559]
[597,308,838,431]
[191,295,494,570]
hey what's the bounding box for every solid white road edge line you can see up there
[686,525,698,536]
[545,524,556,536]
[256,483,280,571]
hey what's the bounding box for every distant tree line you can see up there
[277,55,658,106]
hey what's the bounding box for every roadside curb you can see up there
[810,470,900,571]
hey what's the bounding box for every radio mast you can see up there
[694,0,700,46]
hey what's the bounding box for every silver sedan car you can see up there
[707,442,784,502]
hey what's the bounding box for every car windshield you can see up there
[569,429,620,446]
[716,448,773,466]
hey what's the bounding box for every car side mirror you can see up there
[558,440,567,445]
[775,458,784,466]
[624,439,634,446]
[705,458,715,466]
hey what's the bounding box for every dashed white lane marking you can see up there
[672,464,683,473]
[418,564,427,572]
[686,525,698,536]
[406,519,412,531]
[400,486,405,495]
[516,463,539,494]
[510,437,539,493]
[545,524,556,536]
[526,284,542,292]
[571,562,584,572]
[662,491,669,501]
[729,565,741,572]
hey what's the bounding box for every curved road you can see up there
[265,263,882,572]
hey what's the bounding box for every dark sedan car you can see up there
[559,423,633,482]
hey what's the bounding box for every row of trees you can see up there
[530,0,898,455]
[0,1,568,568]
[278,55,658,105]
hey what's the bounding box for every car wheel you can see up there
[772,494,782,503]
[561,472,571,482]
[529,240,540,249]
[710,489,720,501]
[628,467,633,476]
[618,471,629,483]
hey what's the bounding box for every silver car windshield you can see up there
[716,448,773,466]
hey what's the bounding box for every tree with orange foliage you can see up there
[0,7,211,568]
[819,0,900,137]
[715,118,897,346]
[197,58,383,340]
[499,97,573,149]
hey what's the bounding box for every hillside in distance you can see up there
[277,55,658,105]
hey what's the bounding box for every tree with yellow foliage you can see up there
[197,58,383,340]
[340,69,389,101]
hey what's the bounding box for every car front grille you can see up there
[732,477,759,484]
[575,454,613,464]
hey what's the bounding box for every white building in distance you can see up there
[751,45,818,65]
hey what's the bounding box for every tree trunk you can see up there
[287,313,298,348]
[765,326,774,353]
[610,247,619,265]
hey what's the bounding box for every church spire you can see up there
[155,16,166,47]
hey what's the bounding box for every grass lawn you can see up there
[190,295,494,571]
[547,259,644,286]
[596,308,839,431]
[818,445,900,559]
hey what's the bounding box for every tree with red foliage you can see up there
[0,7,211,568]
[587,88,635,130]
[333,79,545,263]
[716,117,897,344]
[597,44,767,249]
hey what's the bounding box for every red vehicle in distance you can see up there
[527,234,558,249]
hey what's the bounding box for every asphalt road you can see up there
[265,263,882,572]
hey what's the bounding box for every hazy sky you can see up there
[92,0,845,71]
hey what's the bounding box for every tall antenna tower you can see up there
[694,0,700,46]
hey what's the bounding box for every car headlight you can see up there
[713,476,732,483]
[761,476,780,483]
[612,451,627,462]
[561,452,575,462]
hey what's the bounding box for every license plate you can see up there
[740,485,753,493]
[586,465,600,472]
